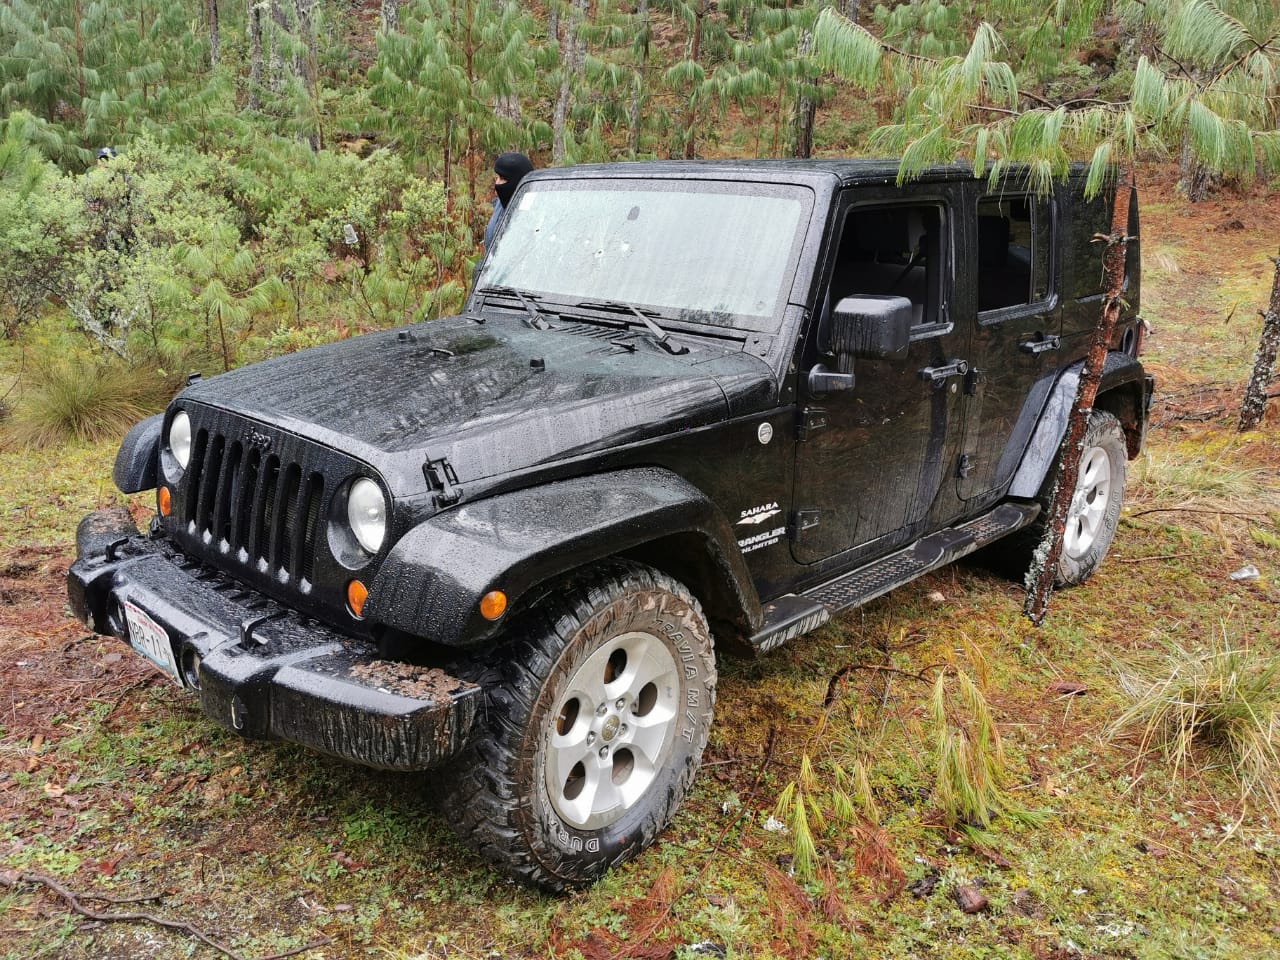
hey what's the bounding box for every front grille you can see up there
[183,427,325,588]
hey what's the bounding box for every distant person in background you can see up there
[484,151,533,248]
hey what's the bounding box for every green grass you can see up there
[1113,635,1280,813]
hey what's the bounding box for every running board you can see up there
[747,503,1039,654]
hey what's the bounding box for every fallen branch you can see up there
[75,889,166,906]
[824,662,945,706]
[1125,506,1270,520]
[1115,553,1197,564]
[2,871,331,960]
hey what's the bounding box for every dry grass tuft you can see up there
[1112,636,1280,812]
[2,355,169,446]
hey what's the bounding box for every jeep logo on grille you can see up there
[247,430,272,450]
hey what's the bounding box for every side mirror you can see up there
[830,295,913,362]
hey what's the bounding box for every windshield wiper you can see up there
[573,300,689,356]
[477,285,553,330]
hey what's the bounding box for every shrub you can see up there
[3,354,169,446]
[1113,638,1280,812]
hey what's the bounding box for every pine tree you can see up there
[370,0,541,232]
[662,0,733,158]
[814,0,1280,621]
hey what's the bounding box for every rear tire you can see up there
[997,409,1128,587]
[438,561,716,891]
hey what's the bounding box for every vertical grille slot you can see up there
[296,473,324,585]
[233,448,261,556]
[269,462,302,575]
[196,435,225,541]
[254,455,281,568]
[212,440,242,551]
[183,429,209,529]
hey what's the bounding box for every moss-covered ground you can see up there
[1,169,1278,959]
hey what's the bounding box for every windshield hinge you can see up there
[424,457,461,507]
[797,407,828,442]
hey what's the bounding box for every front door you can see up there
[791,188,969,565]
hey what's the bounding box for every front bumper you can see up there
[67,509,482,771]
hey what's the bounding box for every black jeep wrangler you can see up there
[69,160,1151,890]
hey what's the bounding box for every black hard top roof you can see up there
[522,158,1089,190]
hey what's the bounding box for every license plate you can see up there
[123,600,181,685]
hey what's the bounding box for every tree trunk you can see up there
[552,0,587,163]
[791,31,815,159]
[683,0,705,160]
[443,118,454,219]
[74,0,86,101]
[208,0,220,66]
[792,93,816,158]
[495,93,522,128]
[1239,245,1280,431]
[380,0,399,34]
[269,0,289,94]
[247,0,263,109]
[294,0,317,93]
[1178,133,1217,202]
[293,0,320,149]
[1024,167,1135,625]
[627,0,650,157]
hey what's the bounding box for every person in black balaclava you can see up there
[484,151,534,248]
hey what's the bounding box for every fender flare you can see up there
[363,467,759,649]
[113,414,162,494]
[1008,352,1150,499]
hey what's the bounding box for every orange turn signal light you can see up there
[479,590,508,621]
[158,487,172,517]
[347,579,369,618]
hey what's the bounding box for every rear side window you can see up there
[976,195,1052,313]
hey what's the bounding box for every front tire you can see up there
[440,561,716,891]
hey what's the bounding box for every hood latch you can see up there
[424,456,462,507]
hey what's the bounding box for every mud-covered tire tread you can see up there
[436,560,716,892]
[997,409,1127,587]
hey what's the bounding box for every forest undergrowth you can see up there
[1,166,1278,960]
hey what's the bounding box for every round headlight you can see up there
[347,478,387,554]
[169,411,192,469]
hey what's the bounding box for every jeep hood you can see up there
[177,314,776,492]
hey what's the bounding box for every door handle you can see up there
[918,359,969,383]
[1019,334,1061,355]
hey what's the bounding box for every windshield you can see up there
[476,179,813,333]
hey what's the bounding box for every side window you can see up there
[976,195,1052,313]
[829,203,947,332]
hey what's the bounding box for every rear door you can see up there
[955,184,1060,503]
